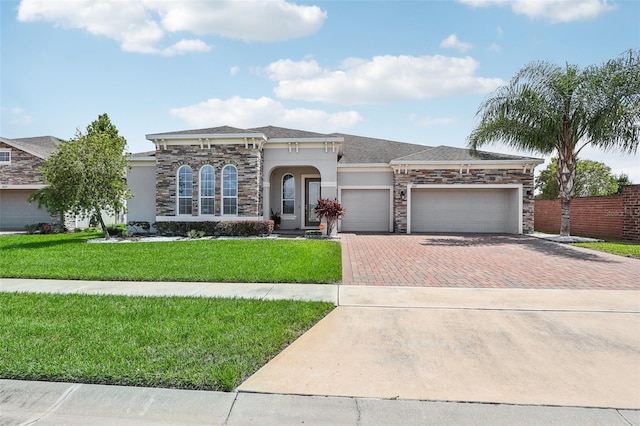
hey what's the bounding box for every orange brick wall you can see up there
[534,185,639,242]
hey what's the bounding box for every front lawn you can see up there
[0,232,342,283]
[571,239,640,259]
[0,292,334,391]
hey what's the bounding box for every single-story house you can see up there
[127,125,544,234]
[0,135,124,231]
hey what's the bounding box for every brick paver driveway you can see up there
[341,234,640,290]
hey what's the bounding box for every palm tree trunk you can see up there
[557,147,576,237]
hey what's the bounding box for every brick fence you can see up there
[534,184,639,242]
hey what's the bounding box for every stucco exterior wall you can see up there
[268,166,319,230]
[263,146,338,218]
[393,168,535,233]
[337,169,394,187]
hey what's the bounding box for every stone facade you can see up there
[393,168,535,233]
[155,145,263,218]
[0,142,46,185]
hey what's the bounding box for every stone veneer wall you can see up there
[393,168,535,233]
[0,142,47,185]
[155,145,263,217]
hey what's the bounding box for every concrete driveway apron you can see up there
[239,234,640,409]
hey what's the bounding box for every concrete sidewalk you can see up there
[2,279,639,424]
[0,278,338,303]
[2,379,638,425]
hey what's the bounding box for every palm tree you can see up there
[468,50,639,236]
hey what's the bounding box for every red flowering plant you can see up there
[314,198,345,236]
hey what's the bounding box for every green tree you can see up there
[468,50,640,236]
[616,173,633,194]
[40,113,130,239]
[27,186,68,230]
[536,158,620,199]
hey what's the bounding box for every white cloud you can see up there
[268,55,505,104]
[17,0,326,55]
[170,96,362,132]
[230,66,239,76]
[439,34,472,53]
[489,42,501,52]
[157,1,326,42]
[459,0,615,22]
[161,39,211,56]
[410,114,459,127]
[5,107,33,126]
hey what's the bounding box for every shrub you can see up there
[153,221,273,237]
[24,223,54,234]
[314,199,345,236]
[127,221,152,234]
[187,229,205,239]
[104,224,127,237]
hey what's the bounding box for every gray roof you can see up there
[146,126,259,138]
[7,136,64,158]
[129,151,156,158]
[392,145,535,162]
[333,133,430,164]
[136,125,542,164]
[249,126,337,139]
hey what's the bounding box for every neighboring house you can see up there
[0,136,62,231]
[127,125,544,234]
[0,135,124,231]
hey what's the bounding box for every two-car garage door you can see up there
[410,187,520,234]
[338,186,521,234]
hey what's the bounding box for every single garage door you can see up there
[0,189,51,231]
[340,189,391,232]
[411,187,519,233]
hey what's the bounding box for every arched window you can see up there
[222,165,237,215]
[199,165,215,215]
[177,165,193,215]
[282,173,295,215]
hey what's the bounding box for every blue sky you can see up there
[1,0,638,181]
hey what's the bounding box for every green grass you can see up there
[571,239,640,259]
[0,292,334,391]
[0,232,342,283]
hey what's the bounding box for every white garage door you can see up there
[411,188,519,233]
[340,189,391,232]
[0,190,51,231]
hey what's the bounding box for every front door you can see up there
[305,178,321,227]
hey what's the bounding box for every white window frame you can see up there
[0,149,10,164]
[281,173,295,216]
[199,165,215,215]
[177,165,193,215]
[222,164,238,216]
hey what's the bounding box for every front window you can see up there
[0,149,10,164]
[282,173,295,215]
[200,165,214,215]
[222,165,237,215]
[177,165,193,215]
